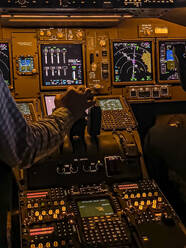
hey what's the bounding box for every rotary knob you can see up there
[76,31,83,39]
[16,0,28,5]
[99,39,106,47]
[40,30,45,37]
[57,32,64,39]
[46,30,52,37]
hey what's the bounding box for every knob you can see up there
[40,30,45,37]
[91,63,97,72]
[100,39,106,47]
[76,31,83,39]
[32,68,37,74]
[47,30,52,37]
[57,32,64,39]
[17,0,27,5]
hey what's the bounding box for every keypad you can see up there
[81,215,130,245]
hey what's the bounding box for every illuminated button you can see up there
[136,193,141,198]
[48,210,53,215]
[57,32,64,38]
[154,192,158,196]
[38,215,43,221]
[153,200,157,205]
[30,244,35,248]
[130,194,135,199]
[140,201,145,206]
[47,30,52,37]
[27,204,32,209]
[54,201,58,206]
[53,241,59,247]
[147,200,151,206]
[42,210,46,216]
[55,209,60,214]
[134,201,139,207]
[46,242,51,248]
[139,205,143,211]
[60,200,65,205]
[124,194,129,199]
[38,243,43,248]
[40,30,45,36]
[34,203,38,208]
[142,193,147,198]
[35,211,39,217]
[158,197,162,202]
[62,206,66,212]
[148,192,152,197]
[53,214,58,219]
[41,202,45,207]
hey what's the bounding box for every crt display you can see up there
[159,40,186,81]
[18,56,34,73]
[0,43,11,86]
[78,199,114,217]
[98,98,123,111]
[113,41,153,83]
[44,95,55,115]
[41,44,84,86]
[16,103,31,115]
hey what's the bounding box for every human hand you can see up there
[55,87,95,121]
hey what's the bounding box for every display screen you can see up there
[18,57,34,73]
[44,95,56,115]
[98,98,123,111]
[0,42,11,86]
[113,41,153,83]
[159,40,186,81]
[16,103,31,115]
[41,44,84,86]
[78,198,114,217]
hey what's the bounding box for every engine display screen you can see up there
[41,44,84,87]
[44,95,56,115]
[78,198,114,217]
[159,40,186,81]
[0,42,11,86]
[113,41,153,83]
[16,103,31,115]
[18,57,34,73]
[98,98,123,111]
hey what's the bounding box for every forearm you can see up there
[28,107,74,166]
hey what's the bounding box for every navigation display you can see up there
[158,40,186,81]
[0,42,11,86]
[44,95,55,115]
[78,199,114,217]
[18,56,34,73]
[16,103,31,115]
[98,98,123,111]
[41,44,84,87]
[113,41,153,83]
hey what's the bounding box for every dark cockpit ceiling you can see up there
[0,1,185,28]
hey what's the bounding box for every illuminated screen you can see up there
[159,40,186,81]
[113,41,153,83]
[41,44,84,86]
[18,57,34,73]
[16,103,31,115]
[44,95,55,115]
[0,42,11,86]
[78,198,114,217]
[98,98,123,111]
